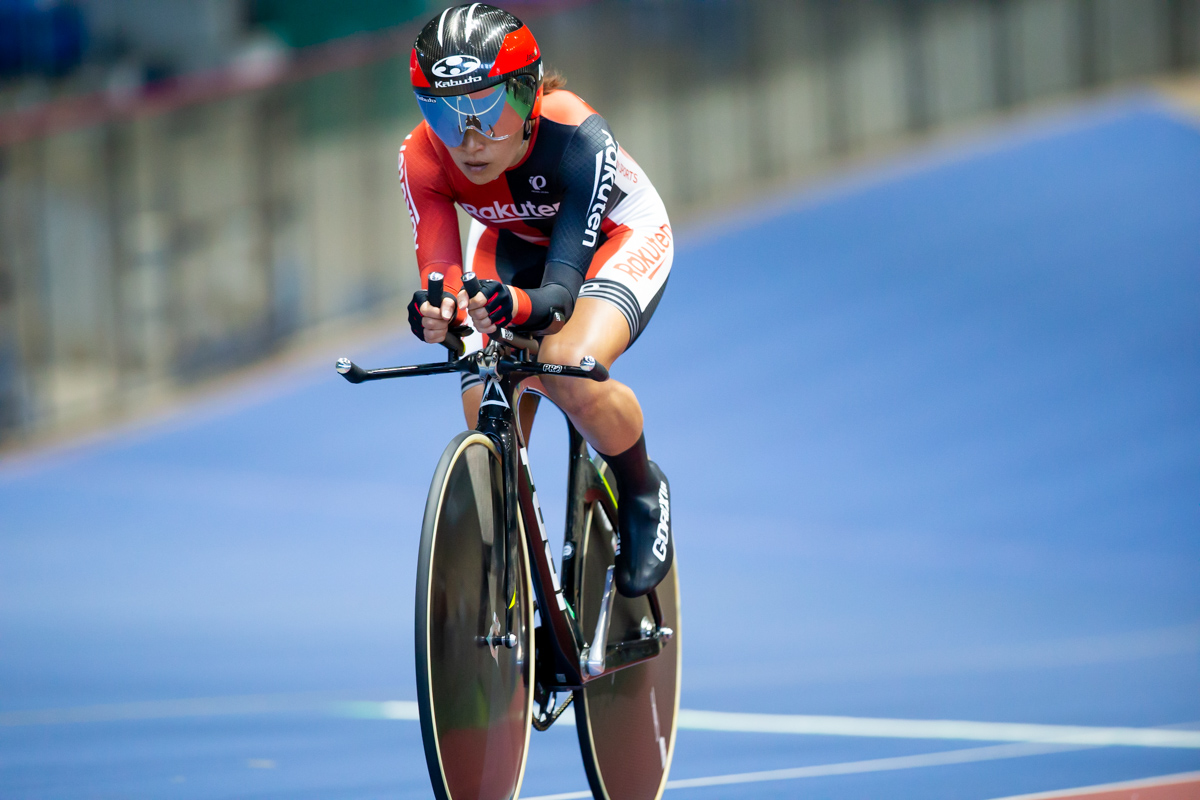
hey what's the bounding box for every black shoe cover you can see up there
[614,461,673,597]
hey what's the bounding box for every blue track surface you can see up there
[2,97,1198,798]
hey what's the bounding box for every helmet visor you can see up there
[415,80,533,149]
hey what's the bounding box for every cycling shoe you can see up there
[613,461,673,597]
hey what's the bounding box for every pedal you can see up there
[477,612,517,653]
[475,633,518,648]
[640,615,674,643]
[585,565,617,676]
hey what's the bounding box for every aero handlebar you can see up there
[335,273,609,385]
[335,352,608,385]
[462,271,541,354]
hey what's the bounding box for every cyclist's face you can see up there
[447,126,529,185]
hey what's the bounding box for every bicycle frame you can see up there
[337,337,671,694]
[477,362,670,693]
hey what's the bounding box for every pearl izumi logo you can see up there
[653,481,669,561]
[432,55,480,78]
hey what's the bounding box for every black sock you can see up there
[599,434,657,499]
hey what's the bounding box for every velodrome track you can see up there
[1,95,1198,798]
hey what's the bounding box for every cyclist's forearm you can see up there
[517,260,583,330]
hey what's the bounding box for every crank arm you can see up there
[584,565,617,676]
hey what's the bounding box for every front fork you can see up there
[476,376,522,644]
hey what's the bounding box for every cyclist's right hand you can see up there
[408,290,460,344]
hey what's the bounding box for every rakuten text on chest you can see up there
[462,201,561,222]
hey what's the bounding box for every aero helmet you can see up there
[410,4,543,148]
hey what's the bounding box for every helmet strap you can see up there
[523,83,543,141]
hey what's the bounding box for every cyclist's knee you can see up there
[538,365,610,419]
[538,329,623,416]
[540,334,614,372]
[539,371,595,415]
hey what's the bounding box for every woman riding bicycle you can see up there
[403,3,672,597]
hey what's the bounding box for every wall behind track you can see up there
[1,0,1198,445]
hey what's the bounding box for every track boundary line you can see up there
[670,710,1200,749]
[6,695,1200,752]
[521,741,1092,799]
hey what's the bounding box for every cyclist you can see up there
[402,3,673,597]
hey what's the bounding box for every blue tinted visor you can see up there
[415,80,534,149]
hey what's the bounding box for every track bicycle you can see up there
[336,273,681,800]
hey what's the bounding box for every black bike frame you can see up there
[337,341,668,691]
[479,369,668,692]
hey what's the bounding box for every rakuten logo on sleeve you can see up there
[582,130,617,248]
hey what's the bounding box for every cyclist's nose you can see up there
[461,129,489,153]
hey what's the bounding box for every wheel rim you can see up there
[575,466,682,800]
[417,433,533,800]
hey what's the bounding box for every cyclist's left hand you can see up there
[461,280,525,334]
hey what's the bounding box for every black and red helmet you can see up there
[411,4,542,96]
[410,4,544,147]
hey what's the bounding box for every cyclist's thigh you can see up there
[538,297,634,370]
[577,220,674,349]
[461,383,484,427]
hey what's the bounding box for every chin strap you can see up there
[523,117,535,141]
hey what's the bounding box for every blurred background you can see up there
[2,0,1198,447]
[1,2,1198,799]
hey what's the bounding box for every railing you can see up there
[0,0,1197,446]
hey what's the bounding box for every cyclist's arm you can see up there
[514,115,620,330]
[400,126,465,304]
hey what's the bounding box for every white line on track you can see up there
[0,693,349,726]
[983,770,1200,799]
[352,703,1200,750]
[6,696,1200,752]
[341,700,420,720]
[521,742,1091,800]
[6,696,1197,798]
[673,709,1200,749]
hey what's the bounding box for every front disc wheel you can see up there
[416,432,535,800]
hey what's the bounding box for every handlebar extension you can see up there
[462,271,542,354]
[335,357,369,384]
[462,270,482,300]
[427,271,465,356]
[363,270,607,385]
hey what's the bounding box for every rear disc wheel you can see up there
[416,431,535,800]
[574,461,682,800]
